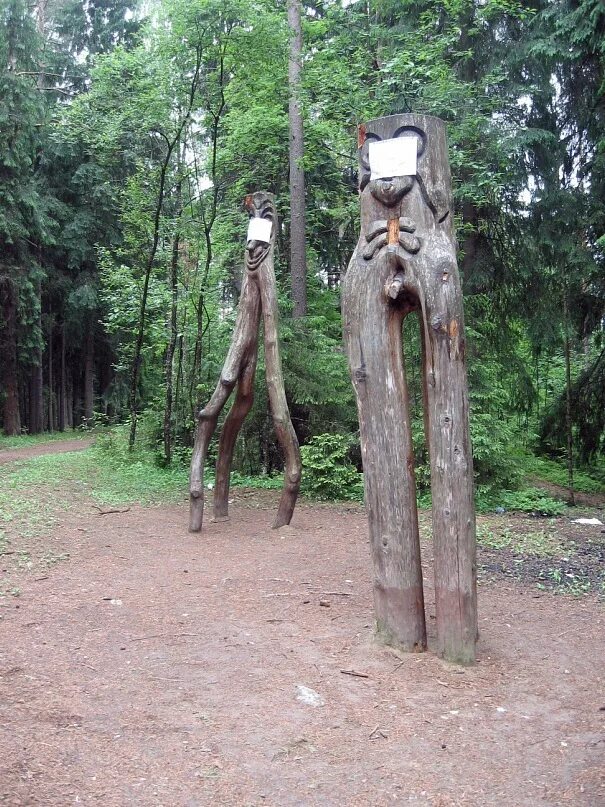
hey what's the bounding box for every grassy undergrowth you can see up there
[0,430,93,450]
[518,452,605,494]
[1,433,603,602]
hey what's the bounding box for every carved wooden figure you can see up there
[342,114,478,664]
[189,192,301,533]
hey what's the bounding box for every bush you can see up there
[300,433,364,501]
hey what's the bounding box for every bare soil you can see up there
[0,444,604,806]
[0,438,93,465]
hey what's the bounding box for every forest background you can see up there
[1,0,604,510]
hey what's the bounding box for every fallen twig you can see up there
[340,669,370,679]
[92,505,131,516]
[129,632,202,641]
[369,725,388,740]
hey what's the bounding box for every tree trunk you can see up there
[84,322,94,425]
[163,227,180,465]
[1,279,21,435]
[58,322,67,431]
[66,369,74,430]
[342,114,477,664]
[47,320,55,431]
[190,192,301,532]
[28,359,43,434]
[563,286,575,505]
[287,0,307,318]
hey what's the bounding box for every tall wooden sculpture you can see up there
[342,114,477,664]
[189,192,301,533]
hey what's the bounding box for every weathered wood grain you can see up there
[189,192,301,533]
[342,114,477,663]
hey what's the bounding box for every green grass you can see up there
[0,447,186,508]
[518,452,605,494]
[0,430,92,450]
[477,524,564,556]
[0,442,190,555]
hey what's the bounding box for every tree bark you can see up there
[288,0,307,318]
[1,279,21,435]
[163,226,180,465]
[58,321,67,431]
[190,192,301,532]
[28,356,43,434]
[47,319,55,431]
[84,321,94,425]
[342,114,477,664]
[563,285,575,505]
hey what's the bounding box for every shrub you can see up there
[300,433,364,501]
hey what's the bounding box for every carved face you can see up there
[368,175,414,207]
[359,124,426,205]
[244,192,276,271]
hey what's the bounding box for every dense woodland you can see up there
[0,0,604,496]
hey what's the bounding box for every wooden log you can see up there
[189,192,301,533]
[342,114,477,663]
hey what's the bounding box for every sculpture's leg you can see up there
[342,254,427,652]
[420,263,477,664]
[213,351,259,520]
[189,278,259,532]
[258,269,301,529]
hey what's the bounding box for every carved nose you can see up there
[247,240,264,260]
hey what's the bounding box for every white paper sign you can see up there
[369,137,417,180]
[247,217,273,243]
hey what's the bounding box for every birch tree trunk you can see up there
[342,114,477,664]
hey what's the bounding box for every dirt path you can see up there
[0,438,94,465]
[0,484,603,806]
[531,478,605,509]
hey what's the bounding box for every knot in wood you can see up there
[354,365,367,383]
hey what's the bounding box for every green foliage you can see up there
[1,0,604,499]
[300,433,364,501]
[477,524,564,556]
[518,452,605,494]
[477,486,566,516]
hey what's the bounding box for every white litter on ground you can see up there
[571,518,603,526]
[295,685,324,707]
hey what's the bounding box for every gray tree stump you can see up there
[342,114,478,664]
[189,192,302,533]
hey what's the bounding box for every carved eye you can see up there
[360,133,381,173]
[360,126,427,168]
[392,125,426,159]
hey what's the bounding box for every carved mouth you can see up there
[369,176,414,206]
[246,240,269,270]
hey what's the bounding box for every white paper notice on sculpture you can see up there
[369,136,417,180]
[247,217,273,243]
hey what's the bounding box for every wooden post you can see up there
[342,114,477,664]
[189,192,302,533]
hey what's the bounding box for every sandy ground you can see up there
[0,443,604,806]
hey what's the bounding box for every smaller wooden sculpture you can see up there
[189,192,301,533]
